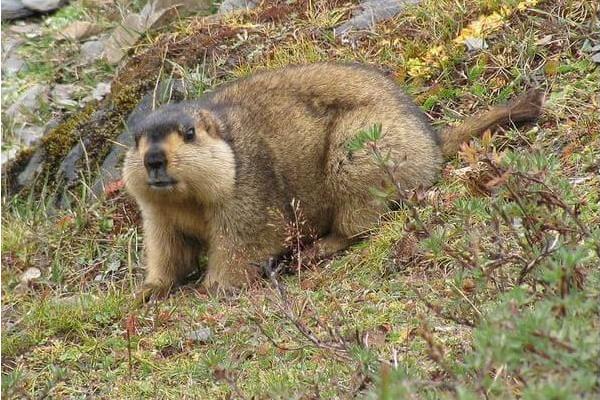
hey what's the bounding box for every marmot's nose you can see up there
[144,149,167,171]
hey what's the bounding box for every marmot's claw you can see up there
[134,283,171,306]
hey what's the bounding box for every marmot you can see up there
[123,62,543,300]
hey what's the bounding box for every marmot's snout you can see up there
[144,147,176,190]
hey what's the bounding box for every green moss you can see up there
[41,104,95,167]
[29,83,146,190]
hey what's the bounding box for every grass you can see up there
[2,0,600,398]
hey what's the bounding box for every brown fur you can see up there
[122,62,544,299]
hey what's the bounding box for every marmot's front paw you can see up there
[134,282,172,305]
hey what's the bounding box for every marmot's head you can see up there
[123,105,236,204]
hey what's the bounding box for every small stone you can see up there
[51,84,78,108]
[592,52,600,64]
[105,258,120,273]
[21,0,65,12]
[17,148,45,187]
[80,40,105,60]
[1,148,18,165]
[5,84,49,122]
[60,21,102,41]
[2,53,26,75]
[20,267,41,283]
[9,22,40,34]
[17,125,44,146]
[2,37,25,54]
[82,81,111,103]
[464,37,488,51]
[91,81,111,100]
[335,0,420,37]
[187,327,212,343]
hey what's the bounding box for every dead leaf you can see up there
[60,21,103,42]
[20,267,41,284]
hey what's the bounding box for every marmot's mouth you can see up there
[148,178,177,190]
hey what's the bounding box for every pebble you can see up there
[5,84,49,122]
[80,40,105,60]
[2,53,26,75]
[187,327,212,343]
[51,84,78,108]
[17,125,45,146]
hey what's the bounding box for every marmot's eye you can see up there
[183,127,195,142]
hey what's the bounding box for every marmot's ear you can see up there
[198,110,223,139]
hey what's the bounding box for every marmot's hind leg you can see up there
[316,195,386,257]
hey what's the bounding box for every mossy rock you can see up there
[2,10,279,202]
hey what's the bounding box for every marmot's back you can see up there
[206,63,443,217]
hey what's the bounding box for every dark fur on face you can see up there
[132,107,197,147]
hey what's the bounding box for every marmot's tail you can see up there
[440,89,545,157]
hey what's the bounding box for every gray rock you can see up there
[17,125,44,146]
[464,37,488,51]
[9,22,41,35]
[335,0,420,37]
[80,40,105,61]
[58,137,88,186]
[51,84,78,108]
[2,53,26,75]
[2,36,25,54]
[1,148,18,165]
[21,0,66,12]
[14,121,58,185]
[5,84,49,122]
[103,13,144,64]
[91,128,133,196]
[91,81,111,101]
[592,52,600,64]
[581,39,600,53]
[81,81,111,103]
[1,0,35,20]
[218,0,257,14]
[187,327,212,343]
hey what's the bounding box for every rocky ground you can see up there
[2,0,599,398]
